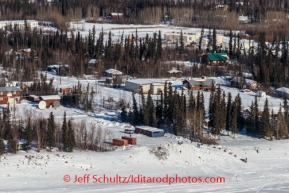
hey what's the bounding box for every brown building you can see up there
[40,95,61,107]
[0,87,22,105]
[183,77,216,90]
[113,138,128,146]
[121,136,136,145]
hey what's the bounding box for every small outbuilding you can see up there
[183,77,216,90]
[135,126,164,137]
[168,69,182,78]
[29,95,39,102]
[40,95,61,107]
[113,138,128,146]
[121,136,136,145]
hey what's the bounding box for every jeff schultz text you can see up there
[68,174,226,185]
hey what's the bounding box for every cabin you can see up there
[168,69,182,78]
[40,95,61,107]
[0,87,22,105]
[108,13,123,20]
[103,69,123,86]
[183,77,216,90]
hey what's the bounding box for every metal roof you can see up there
[207,53,228,61]
[40,95,61,100]
[0,87,22,92]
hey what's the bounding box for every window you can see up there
[0,98,3,101]
[0,92,2,95]
[189,37,192,40]
[13,91,16,94]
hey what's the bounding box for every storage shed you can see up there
[135,126,164,137]
[40,95,61,107]
[113,138,128,146]
[121,136,136,145]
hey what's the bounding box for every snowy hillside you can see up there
[1,134,289,192]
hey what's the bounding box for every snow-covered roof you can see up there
[126,79,164,85]
[58,84,73,89]
[88,59,98,64]
[0,87,22,92]
[276,87,289,93]
[136,126,164,132]
[47,64,69,68]
[40,95,61,100]
[168,69,182,73]
[105,68,122,75]
[29,95,39,98]
[111,13,123,16]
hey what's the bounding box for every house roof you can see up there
[0,87,22,92]
[105,69,122,75]
[40,95,61,100]
[186,78,215,86]
[276,87,289,93]
[136,126,164,132]
[88,59,98,64]
[207,53,228,61]
[111,13,123,16]
[126,79,165,85]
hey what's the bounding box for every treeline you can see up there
[1,19,289,87]
[119,83,289,142]
[0,108,113,155]
[1,0,289,28]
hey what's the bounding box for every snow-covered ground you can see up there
[1,134,289,192]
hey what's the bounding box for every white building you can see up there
[164,32,200,44]
[125,79,165,95]
[0,20,38,30]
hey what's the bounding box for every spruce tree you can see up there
[199,28,204,50]
[0,139,4,155]
[120,106,127,122]
[220,91,227,130]
[179,30,184,54]
[261,98,272,139]
[47,112,56,152]
[211,94,221,137]
[132,93,139,125]
[25,117,32,151]
[67,120,75,152]
[231,102,238,138]
[226,92,232,133]
[229,29,233,56]
[61,112,68,151]
[213,25,216,52]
